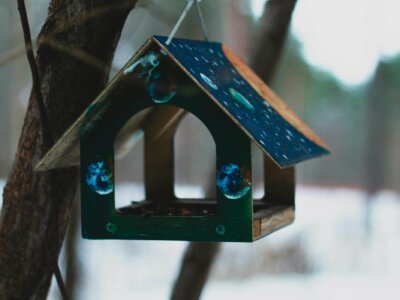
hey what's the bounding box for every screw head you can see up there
[106,222,117,234]
[215,224,226,236]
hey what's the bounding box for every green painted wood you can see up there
[80,46,254,241]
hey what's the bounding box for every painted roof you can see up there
[153,36,329,167]
[36,36,329,171]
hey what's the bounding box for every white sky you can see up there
[251,0,400,86]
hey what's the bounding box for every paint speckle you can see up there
[286,129,293,136]
[217,163,251,200]
[229,88,255,112]
[86,160,113,195]
[200,73,218,90]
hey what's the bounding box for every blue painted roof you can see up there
[154,36,329,168]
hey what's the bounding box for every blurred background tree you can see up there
[0,0,400,299]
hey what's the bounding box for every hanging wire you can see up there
[54,264,70,300]
[16,1,69,299]
[166,0,209,45]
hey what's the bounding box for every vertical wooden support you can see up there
[143,106,186,200]
[252,155,295,240]
[263,155,295,204]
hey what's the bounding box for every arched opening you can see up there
[113,105,219,217]
[251,143,265,199]
[112,104,267,217]
[113,108,151,209]
[174,113,217,199]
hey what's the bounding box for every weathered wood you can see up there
[252,205,294,240]
[0,1,137,299]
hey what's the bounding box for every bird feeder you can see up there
[36,36,329,242]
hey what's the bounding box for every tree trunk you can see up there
[251,0,297,83]
[170,1,297,299]
[65,195,80,300]
[364,61,389,234]
[170,243,221,300]
[0,1,137,299]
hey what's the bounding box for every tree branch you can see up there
[251,0,297,83]
[17,2,68,297]
[0,1,138,299]
[17,0,52,145]
[171,243,220,300]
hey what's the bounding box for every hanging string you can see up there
[194,0,209,41]
[166,0,209,45]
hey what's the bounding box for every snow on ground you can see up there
[0,180,4,208]
[2,180,400,299]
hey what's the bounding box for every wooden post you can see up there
[143,106,185,200]
[263,155,295,205]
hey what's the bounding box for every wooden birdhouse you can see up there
[36,36,329,242]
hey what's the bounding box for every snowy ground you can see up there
[1,181,400,299]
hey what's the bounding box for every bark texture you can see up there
[170,1,297,299]
[0,1,137,299]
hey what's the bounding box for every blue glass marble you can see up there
[146,69,177,104]
[86,160,114,195]
[217,163,251,200]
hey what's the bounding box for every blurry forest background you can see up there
[1,0,400,299]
